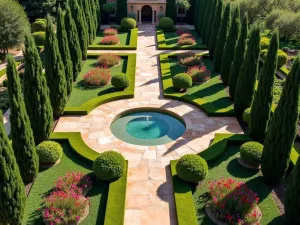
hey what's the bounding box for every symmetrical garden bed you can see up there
[64,53,136,115]
[88,28,138,50]
[159,53,234,116]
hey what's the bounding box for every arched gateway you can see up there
[141,5,152,23]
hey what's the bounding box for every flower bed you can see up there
[103,28,118,36]
[178,34,196,46]
[177,52,203,67]
[176,27,191,36]
[187,66,211,83]
[83,67,111,87]
[100,36,120,45]
[97,53,121,67]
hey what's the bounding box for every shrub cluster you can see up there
[159,17,174,29]
[176,27,190,35]
[83,67,111,86]
[97,53,121,67]
[111,73,130,89]
[240,141,263,166]
[208,178,261,224]
[31,19,46,32]
[175,154,208,183]
[187,66,211,83]
[178,52,203,67]
[260,37,270,50]
[100,36,120,45]
[178,33,196,45]
[261,49,288,68]
[93,151,126,181]
[32,32,46,46]
[120,17,137,29]
[103,28,118,36]
[36,141,62,164]
[242,107,251,124]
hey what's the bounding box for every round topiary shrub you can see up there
[172,73,192,91]
[93,151,125,181]
[36,141,63,164]
[31,19,46,32]
[176,154,208,183]
[159,17,174,29]
[32,31,46,46]
[260,37,270,50]
[277,49,288,68]
[240,141,263,166]
[120,17,137,29]
[242,107,251,124]
[111,73,130,89]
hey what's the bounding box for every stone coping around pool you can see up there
[63,53,136,115]
[88,28,138,50]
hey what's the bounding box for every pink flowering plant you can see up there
[178,55,203,67]
[208,178,261,225]
[187,66,211,82]
[178,33,196,45]
[176,27,191,35]
[100,36,120,45]
[103,28,118,36]
[83,67,111,86]
[97,53,121,67]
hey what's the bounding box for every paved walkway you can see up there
[54,25,243,225]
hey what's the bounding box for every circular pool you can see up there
[110,109,186,146]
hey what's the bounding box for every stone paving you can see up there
[53,24,243,225]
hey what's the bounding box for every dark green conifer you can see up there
[91,0,98,30]
[249,31,279,142]
[220,6,240,84]
[45,15,67,118]
[209,0,223,59]
[83,0,95,43]
[261,56,300,184]
[78,0,90,46]
[198,0,207,37]
[201,0,212,43]
[0,111,26,224]
[194,0,200,31]
[57,7,73,96]
[229,14,248,98]
[23,34,53,145]
[205,0,217,47]
[6,55,39,182]
[65,6,82,79]
[95,0,102,28]
[234,25,261,116]
[213,3,231,72]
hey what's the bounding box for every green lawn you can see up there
[66,57,127,107]
[23,141,108,225]
[192,144,283,225]
[91,31,130,46]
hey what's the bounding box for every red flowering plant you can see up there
[97,53,121,67]
[178,53,203,67]
[176,27,191,35]
[83,67,111,87]
[103,28,118,36]
[187,66,211,83]
[178,33,196,45]
[208,178,261,225]
[100,36,120,45]
[42,189,90,225]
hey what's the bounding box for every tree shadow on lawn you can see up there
[227,158,259,178]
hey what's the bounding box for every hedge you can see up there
[88,28,138,50]
[157,28,207,50]
[64,53,136,115]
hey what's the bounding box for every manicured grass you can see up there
[88,28,138,50]
[64,53,136,115]
[160,53,234,116]
[157,29,207,50]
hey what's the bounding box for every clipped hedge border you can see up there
[156,28,207,50]
[64,53,136,115]
[159,53,235,116]
[278,65,290,76]
[88,28,138,50]
[49,132,128,225]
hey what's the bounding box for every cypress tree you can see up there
[209,0,223,59]
[57,7,73,96]
[213,3,231,72]
[249,31,279,142]
[166,0,177,23]
[79,0,90,46]
[199,0,208,39]
[261,56,300,184]
[205,0,217,47]
[220,6,241,84]
[0,111,26,224]
[201,0,212,44]
[45,15,67,118]
[95,0,102,28]
[285,158,300,224]
[87,0,97,40]
[65,6,82,79]
[229,14,248,98]
[234,25,261,117]
[196,0,203,33]
[83,0,95,43]
[194,0,200,31]
[23,34,53,145]
[6,55,39,182]
[92,0,99,29]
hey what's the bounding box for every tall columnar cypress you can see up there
[65,6,82,79]
[198,0,208,38]
[88,0,97,39]
[79,0,89,48]
[194,0,200,31]
[213,3,231,72]
[285,158,300,224]
[249,31,279,142]
[196,0,203,33]
[70,0,88,59]
[57,7,73,96]
[229,14,248,98]
[6,55,39,182]
[205,0,217,47]
[23,34,53,145]
[116,0,126,24]
[234,25,260,117]
[220,6,241,84]
[92,0,100,28]
[84,0,96,42]
[209,0,223,59]
[201,0,212,43]
[0,111,26,224]
[261,56,300,184]
[95,0,102,27]
[166,0,177,22]
[82,0,93,44]
[45,15,67,118]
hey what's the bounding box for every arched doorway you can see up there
[141,5,152,23]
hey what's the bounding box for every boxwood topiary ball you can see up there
[277,50,288,68]
[31,19,46,32]
[172,73,192,91]
[111,73,130,89]
[120,17,137,29]
[159,17,174,29]
[176,154,208,183]
[36,141,63,164]
[32,31,46,46]
[93,151,125,181]
[260,37,270,50]
[243,107,251,124]
[240,141,263,166]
